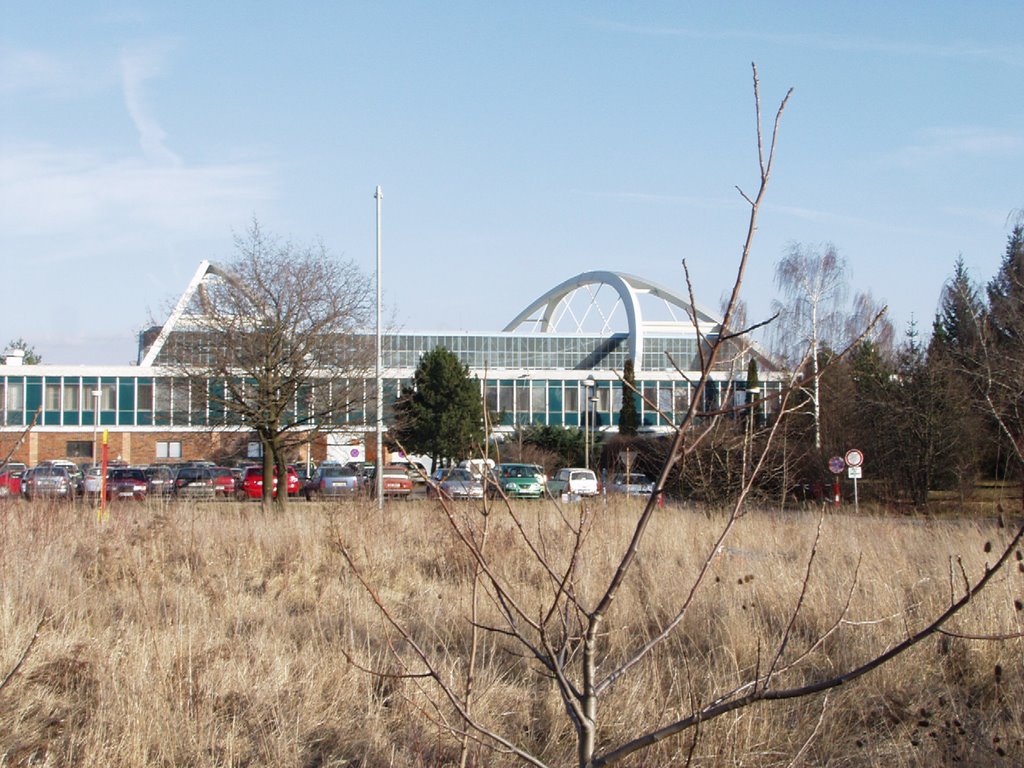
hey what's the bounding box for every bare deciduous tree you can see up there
[168,220,374,508]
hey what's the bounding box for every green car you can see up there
[493,463,546,499]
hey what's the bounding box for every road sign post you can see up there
[845,449,864,513]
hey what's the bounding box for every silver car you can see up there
[431,468,484,500]
[608,472,655,496]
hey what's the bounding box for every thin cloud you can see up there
[589,20,1024,68]
[0,144,275,244]
[0,46,107,96]
[768,203,932,238]
[120,42,181,165]
[888,126,1024,166]
[576,188,735,209]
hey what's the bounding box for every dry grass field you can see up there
[1,496,1023,767]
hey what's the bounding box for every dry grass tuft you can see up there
[0,498,1022,766]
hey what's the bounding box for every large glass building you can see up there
[1,263,779,465]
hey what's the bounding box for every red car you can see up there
[240,465,301,499]
[0,463,26,498]
[106,467,149,501]
[210,466,236,498]
[376,464,413,498]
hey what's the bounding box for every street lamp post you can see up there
[92,390,101,466]
[583,376,595,469]
[374,185,383,509]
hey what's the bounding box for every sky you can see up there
[2,2,1022,364]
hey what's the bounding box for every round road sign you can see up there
[845,449,864,468]
[828,456,845,474]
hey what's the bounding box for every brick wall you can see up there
[2,429,326,467]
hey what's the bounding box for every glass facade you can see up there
[381,333,708,373]
[1,370,780,431]
[4,327,776,435]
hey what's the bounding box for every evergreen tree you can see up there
[983,226,1024,471]
[986,225,1024,343]
[392,346,485,468]
[932,255,983,362]
[618,358,639,436]
[927,257,990,492]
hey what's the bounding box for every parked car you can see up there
[492,463,546,500]
[240,465,302,499]
[144,465,176,496]
[173,465,216,499]
[404,460,430,486]
[39,459,85,495]
[547,467,599,497]
[229,466,245,493]
[106,467,149,501]
[0,462,26,497]
[429,467,484,500]
[210,467,236,498]
[23,465,74,500]
[376,464,413,498]
[83,465,104,497]
[607,472,655,496]
[304,463,363,499]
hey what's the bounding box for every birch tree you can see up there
[771,242,848,449]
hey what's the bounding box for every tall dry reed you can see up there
[1,497,1021,766]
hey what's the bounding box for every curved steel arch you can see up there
[503,271,721,372]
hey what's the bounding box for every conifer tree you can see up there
[618,358,639,436]
[392,346,485,468]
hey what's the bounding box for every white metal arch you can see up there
[139,260,235,367]
[502,271,722,372]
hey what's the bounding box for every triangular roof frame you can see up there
[139,260,232,367]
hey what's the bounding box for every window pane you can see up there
[63,382,80,411]
[101,382,116,410]
[137,381,153,410]
[6,380,24,410]
[45,382,61,410]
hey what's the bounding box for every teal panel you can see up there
[26,377,42,413]
[209,381,225,424]
[118,380,134,425]
[63,411,80,426]
[547,383,562,412]
[118,380,135,409]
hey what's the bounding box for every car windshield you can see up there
[446,469,474,481]
[323,466,356,477]
[110,469,146,481]
[571,471,595,481]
